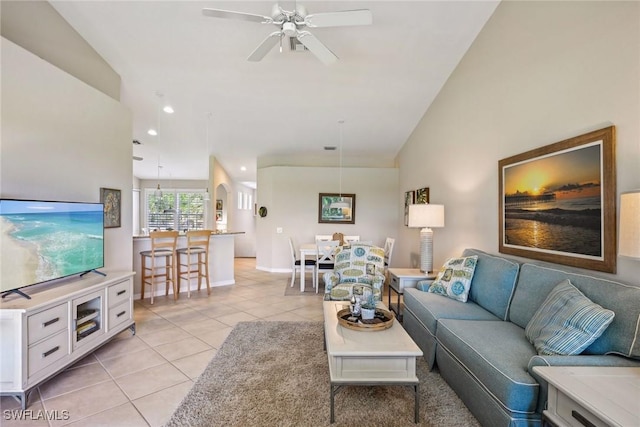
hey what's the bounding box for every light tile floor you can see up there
[1,258,331,427]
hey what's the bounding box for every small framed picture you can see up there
[100,187,121,228]
[416,187,430,204]
[404,190,415,226]
[318,193,356,224]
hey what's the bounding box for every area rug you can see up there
[166,321,480,427]
[284,277,324,295]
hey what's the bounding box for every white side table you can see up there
[387,268,435,321]
[532,366,640,427]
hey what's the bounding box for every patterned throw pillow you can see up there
[427,255,478,302]
[525,279,615,356]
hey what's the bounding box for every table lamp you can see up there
[619,191,640,259]
[408,204,445,273]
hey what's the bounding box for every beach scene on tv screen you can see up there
[0,201,104,292]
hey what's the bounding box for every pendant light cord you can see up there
[338,119,344,197]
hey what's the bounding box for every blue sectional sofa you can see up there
[403,248,640,426]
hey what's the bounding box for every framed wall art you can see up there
[404,190,415,226]
[498,126,616,273]
[100,187,121,228]
[416,187,430,204]
[318,193,356,224]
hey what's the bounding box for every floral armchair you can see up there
[323,243,386,301]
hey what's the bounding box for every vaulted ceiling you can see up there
[51,1,499,185]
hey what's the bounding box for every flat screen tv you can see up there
[0,199,104,298]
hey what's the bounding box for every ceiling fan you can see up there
[202,3,372,65]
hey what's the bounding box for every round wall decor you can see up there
[258,206,267,217]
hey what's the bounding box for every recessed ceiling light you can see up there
[163,105,174,114]
[148,129,157,136]
[240,166,247,171]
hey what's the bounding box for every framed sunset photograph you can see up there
[498,126,616,273]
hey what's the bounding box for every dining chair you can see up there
[343,235,360,245]
[315,240,340,293]
[383,237,395,270]
[315,234,333,242]
[288,238,316,290]
[176,230,212,298]
[140,230,179,304]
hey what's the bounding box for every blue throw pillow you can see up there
[525,279,615,356]
[427,255,478,302]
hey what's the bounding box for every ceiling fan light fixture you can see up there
[148,128,157,136]
[282,21,296,36]
[163,105,174,114]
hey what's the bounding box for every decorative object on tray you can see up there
[360,293,377,320]
[337,307,394,331]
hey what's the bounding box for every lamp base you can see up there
[419,227,434,273]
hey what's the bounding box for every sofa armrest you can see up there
[416,279,435,292]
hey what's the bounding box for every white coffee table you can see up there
[323,300,423,423]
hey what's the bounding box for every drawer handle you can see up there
[117,311,126,318]
[572,410,596,427]
[42,346,60,358]
[43,317,60,327]
[117,290,126,296]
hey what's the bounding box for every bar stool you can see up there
[176,230,212,298]
[140,230,179,304]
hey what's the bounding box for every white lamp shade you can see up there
[619,191,640,259]
[408,204,445,228]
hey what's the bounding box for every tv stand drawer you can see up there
[28,303,68,345]
[108,300,131,330]
[28,329,69,378]
[108,280,131,307]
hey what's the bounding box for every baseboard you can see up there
[134,279,235,300]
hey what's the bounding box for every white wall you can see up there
[1,38,133,272]
[0,1,121,100]
[397,1,640,285]
[256,166,399,271]
[234,183,257,257]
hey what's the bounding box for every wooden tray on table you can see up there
[336,307,394,331]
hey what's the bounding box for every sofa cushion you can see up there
[510,263,640,358]
[462,248,520,321]
[525,279,615,355]
[404,288,499,336]
[427,255,478,302]
[437,319,539,414]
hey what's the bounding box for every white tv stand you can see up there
[0,270,135,409]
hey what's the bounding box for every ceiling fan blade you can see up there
[304,9,372,28]
[297,31,338,65]
[202,8,272,24]
[247,31,282,62]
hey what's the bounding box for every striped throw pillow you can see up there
[525,279,615,355]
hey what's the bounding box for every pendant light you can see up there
[154,161,163,198]
[152,91,165,198]
[330,120,349,209]
[203,112,212,201]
